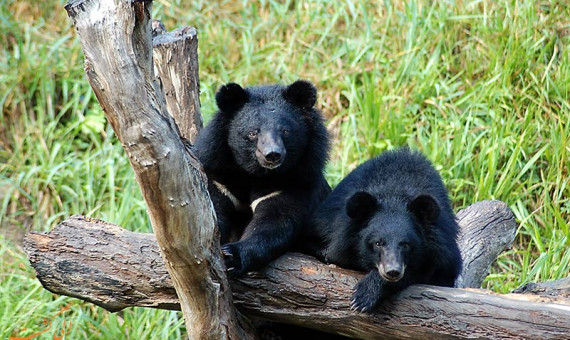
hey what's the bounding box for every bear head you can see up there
[215,80,318,175]
[346,191,441,282]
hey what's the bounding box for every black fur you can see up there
[304,148,462,312]
[195,80,330,276]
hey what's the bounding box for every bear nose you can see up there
[264,151,282,163]
[385,269,401,280]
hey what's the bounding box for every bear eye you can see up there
[247,130,258,140]
[373,240,383,249]
[281,128,290,136]
[401,242,410,250]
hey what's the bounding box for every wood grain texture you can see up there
[455,200,517,288]
[63,0,251,338]
[25,215,178,312]
[153,26,202,143]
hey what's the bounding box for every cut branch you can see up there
[153,26,202,143]
[25,201,565,339]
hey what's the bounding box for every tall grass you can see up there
[1,0,568,337]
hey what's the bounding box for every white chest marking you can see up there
[213,181,244,209]
[213,181,283,213]
[250,191,283,213]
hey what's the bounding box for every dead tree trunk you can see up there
[63,0,252,338]
[25,201,570,339]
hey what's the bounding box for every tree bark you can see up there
[512,277,570,302]
[63,0,252,338]
[153,25,202,143]
[26,201,567,339]
[455,200,517,288]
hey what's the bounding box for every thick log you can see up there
[25,201,569,339]
[63,0,251,338]
[234,263,570,339]
[26,215,179,312]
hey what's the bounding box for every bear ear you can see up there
[283,80,317,110]
[346,191,378,221]
[215,83,248,115]
[408,195,440,225]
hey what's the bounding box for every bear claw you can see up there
[221,246,233,258]
[349,300,368,313]
[221,243,245,276]
[349,300,360,312]
[351,285,378,313]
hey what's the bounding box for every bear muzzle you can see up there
[256,132,286,169]
[377,261,405,282]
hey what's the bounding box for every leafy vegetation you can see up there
[1,0,568,338]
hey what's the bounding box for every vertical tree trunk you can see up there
[64,0,254,338]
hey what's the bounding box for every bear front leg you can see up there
[208,181,251,244]
[221,219,297,276]
[222,193,303,276]
[351,270,413,312]
[351,270,386,312]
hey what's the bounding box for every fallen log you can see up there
[512,277,570,303]
[25,201,570,339]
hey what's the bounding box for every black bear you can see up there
[305,148,462,312]
[194,80,330,276]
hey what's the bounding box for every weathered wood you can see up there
[512,277,570,303]
[153,26,202,143]
[63,0,252,338]
[455,200,517,288]
[26,215,179,312]
[233,262,570,339]
[24,213,570,339]
[25,201,568,339]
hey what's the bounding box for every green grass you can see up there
[1,0,569,337]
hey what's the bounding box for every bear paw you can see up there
[350,285,380,313]
[221,243,245,277]
[350,272,383,312]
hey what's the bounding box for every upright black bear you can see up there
[195,80,330,276]
[305,148,462,312]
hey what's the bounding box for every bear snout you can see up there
[377,262,405,282]
[264,150,283,163]
[256,150,285,169]
[256,132,286,169]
